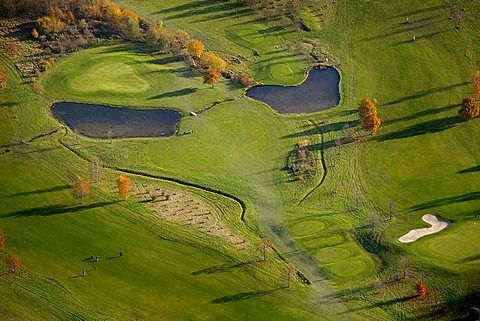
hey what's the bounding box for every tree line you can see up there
[0,0,234,88]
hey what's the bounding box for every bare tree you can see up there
[90,155,104,183]
[398,256,410,280]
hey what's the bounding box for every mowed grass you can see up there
[115,0,309,85]
[1,0,480,319]
[43,44,237,113]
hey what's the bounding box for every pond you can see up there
[51,102,181,139]
[246,67,340,114]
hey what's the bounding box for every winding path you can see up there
[298,120,328,204]
[57,129,247,222]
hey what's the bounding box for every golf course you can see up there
[0,0,479,319]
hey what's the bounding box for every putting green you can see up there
[303,234,343,249]
[315,247,351,263]
[330,260,367,277]
[292,220,326,236]
[70,61,150,93]
[268,64,295,83]
[421,221,480,264]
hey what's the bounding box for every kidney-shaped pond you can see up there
[246,67,340,114]
[51,102,181,139]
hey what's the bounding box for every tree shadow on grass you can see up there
[456,254,480,264]
[458,166,480,174]
[408,191,480,212]
[375,115,461,142]
[4,201,119,218]
[388,3,448,19]
[383,103,460,125]
[148,88,197,100]
[191,260,261,275]
[4,185,70,198]
[282,120,359,139]
[338,295,417,314]
[382,82,469,106]
[210,287,283,304]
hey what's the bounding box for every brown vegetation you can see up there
[459,97,480,120]
[72,175,90,202]
[8,255,21,272]
[358,97,382,133]
[287,139,316,180]
[116,175,132,200]
[203,67,221,88]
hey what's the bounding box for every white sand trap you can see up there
[398,214,450,243]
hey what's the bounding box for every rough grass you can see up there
[1,0,480,319]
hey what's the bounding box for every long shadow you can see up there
[162,2,244,21]
[282,120,359,139]
[408,191,480,212]
[382,82,469,106]
[210,287,282,304]
[383,103,460,125]
[458,166,480,174]
[148,88,197,100]
[148,56,179,65]
[338,295,417,314]
[191,260,261,275]
[4,201,119,218]
[456,254,480,264]
[194,8,252,23]
[375,116,461,142]
[362,19,445,41]
[4,185,70,198]
[154,0,213,15]
[388,4,448,19]
[392,28,452,46]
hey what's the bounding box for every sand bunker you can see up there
[398,214,450,243]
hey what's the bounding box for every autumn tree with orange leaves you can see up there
[459,97,480,120]
[187,39,205,59]
[203,67,221,88]
[72,175,90,203]
[358,97,382,133]
[416,281,427,299]
[116,175,132,200]
[200,51,227,71]
[8,255,21,273]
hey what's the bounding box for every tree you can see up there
[459,97,480,120]
[8,255,21,273]
[472,71,480,99]
[358,97,377,119]
[284,262,297,288]
[203,67,221,88]
[116,175,132,200]
[31,28,39,39]
[257,238,272,261]
[200,51,226,71]
[398,256,410,280]
[90,156,104,183]
[416,281,427,299]
[363,113,382,133]
[0,227,5,249]
[72,175,90,203]
[187,39,204,59]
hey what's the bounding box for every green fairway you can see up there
[1,0,480,319]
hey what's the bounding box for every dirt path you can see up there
[398,214,450,243]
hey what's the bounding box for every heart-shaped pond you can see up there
[246,67,340,114]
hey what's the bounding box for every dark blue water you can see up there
[51,102,181,139]
[246,67,340,114]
